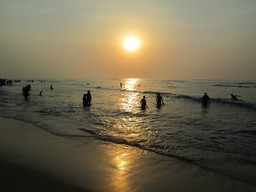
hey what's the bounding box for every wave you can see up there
[213,83,256,88]
[212,99,256,109]
[79,128,194,163]
[140,90,256,110]
[79,127,256,185]
[142,92,256,110]
[237,81,256,85]
[235,130,256,136]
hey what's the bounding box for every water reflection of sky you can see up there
[120,78,141,113]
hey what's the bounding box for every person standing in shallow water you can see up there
[201,93,210,106]
[22,84,31,100]
[83,90,92,106]
[156,93,163,108]
[140,96,147,110]
[86,91,91,105]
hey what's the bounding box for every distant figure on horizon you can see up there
[156,93,164,108]
[39,90,42,96]
[83,90,92,106]
[120,82,122,88]
[141,96,147,110]
[50,85,53,90]
[201,93,210,106]
[231,93,239,101]
[22,84,31,100]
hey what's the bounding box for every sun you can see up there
[122,36,141,52]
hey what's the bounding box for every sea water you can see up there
[0,78,255,184]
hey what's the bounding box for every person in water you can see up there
[201,93,210,106]
[231,94,238,100]
[156,93,163,108]
[50,85,53,90]
[83,90,92,106]
[22,84,31,100]
[140,96,147,110]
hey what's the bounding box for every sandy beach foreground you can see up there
[0,117,255,192]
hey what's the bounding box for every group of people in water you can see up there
[142,92,239,110]
[201,92,240,107]
[22,84,53,99]
[21,83,240,110]
[140,93,164,110]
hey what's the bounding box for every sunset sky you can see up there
[1,0,255,80]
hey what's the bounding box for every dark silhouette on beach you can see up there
[22,84,31,100]
[50,85,53,90]
[83,90,92,106]
[39,90,43,96]
[201,93,210,107]
[231,93,239,101]
[140,96,147,110]
[6,80,13,86]
[120,83,122,88]
[0,79,13,86]
[156,93,164,108]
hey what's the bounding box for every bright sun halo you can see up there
[122,36,141,52]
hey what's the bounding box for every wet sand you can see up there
[0,158,87,192]
[0,117,255,192]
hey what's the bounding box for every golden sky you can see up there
[0,0,256,80]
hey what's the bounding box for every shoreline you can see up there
[0,117,255,192]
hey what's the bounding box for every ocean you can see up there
[0,78,255,184]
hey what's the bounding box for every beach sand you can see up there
[0,117,255,192]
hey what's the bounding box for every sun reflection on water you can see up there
[124,78,139,91]
[120,78,141,113]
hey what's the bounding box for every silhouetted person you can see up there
[201,93,210,106]
[7,80,13,86]
[22,84,31,100]
[82,93,87,106]
[120,83,122,88]
[50,85,53,90]
[39,90,43,96]
[156,93,163,108]
[141,96,147,110]
[83,90,92,106]
[231,93,239,101]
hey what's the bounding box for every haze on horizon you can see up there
[0,0,255,80]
